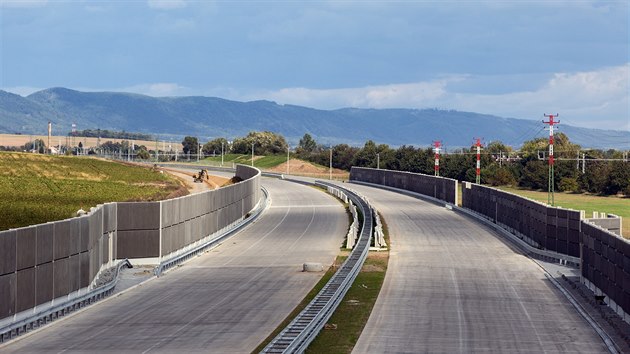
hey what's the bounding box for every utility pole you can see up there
[329,145,332,180]
[433,140,441,177]
[377,152,380,169]
[251,142,255,167]
[576,150,580,171]
[474,138,483,184]
[543,113,559,205]
[221,141,224,167]
[582,153,585,174]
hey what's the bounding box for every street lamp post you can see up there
[377,153,380,169]
[286,144,290,175]
[329,146,332,180]
[251,142,255,167]
[221,142,224,166]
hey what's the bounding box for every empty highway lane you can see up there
[347,183,608,353]
[1,178,347,353]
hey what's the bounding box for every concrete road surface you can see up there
[346,183,609,354]
[1,178,347,353]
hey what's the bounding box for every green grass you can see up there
[497,186,630,237]
[203,153,247,163]
[203,154,288,168]
[253,155,288,169]
[0,152,183,231]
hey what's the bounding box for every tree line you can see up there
[179,131,628,196]
[69,129,154,141]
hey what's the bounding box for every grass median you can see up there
[305,219,390,354]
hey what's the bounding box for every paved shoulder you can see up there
[1,178,347,353]
[348,183,608,354]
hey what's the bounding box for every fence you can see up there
[581,222,630,321]
[0,165,260,322]
[350,167,458,205]
[461,182,581,258]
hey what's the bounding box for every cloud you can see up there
[448,64,629,130]
[1,86,43,96]
[147,0,186,10]
[241,77,464,110]
[118,83,191,97]
[235,65,629,131]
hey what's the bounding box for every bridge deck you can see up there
[0,178,347,353]
[347,183,608,353]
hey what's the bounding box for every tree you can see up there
[605,161,630,195]
[23,139,46,153]
[332,144,360,170]
[297,133,317,155]
[352,140,378,168]
[137,149,150,160]
[231,131,287,155]
[202,138,228,155]
[559,177,579,193]
[181,136,199,155]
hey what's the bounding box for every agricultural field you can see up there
[498,186,630,237]
[0,152,184,231]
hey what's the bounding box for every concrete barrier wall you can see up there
[350,167,458,205]
[0,164,261,321]
[461,183,581,257]
[159,165,260,258]
[581,222,630,320]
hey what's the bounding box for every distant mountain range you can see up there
[1,87,628,149]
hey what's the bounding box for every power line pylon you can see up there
[473,138,484,184]
[433,140,442,177]
[543,114,559,205]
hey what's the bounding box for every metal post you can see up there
[474,138,482,184]
[576,150,580,171]
[543,113,559,206]
[286,144,290,175]
[582,153,585,174]
[329,146,332,180]
[377,153,380,169]
[221,142,224,166]
[251,142,254,167]
[433,141,441,176]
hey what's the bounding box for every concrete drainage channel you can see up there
[261,181,373,354]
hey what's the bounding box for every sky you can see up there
[1,0,628,130]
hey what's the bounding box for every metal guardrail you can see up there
[262,181,373,354]
[0,259,133,344]
[155,187,269,276]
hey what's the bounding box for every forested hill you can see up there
[0,88,627,149]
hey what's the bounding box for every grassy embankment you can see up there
[202,154,350,180]
[0,152,184,231]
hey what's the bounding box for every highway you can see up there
[346,183,609,353]
[1,178,348,353]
